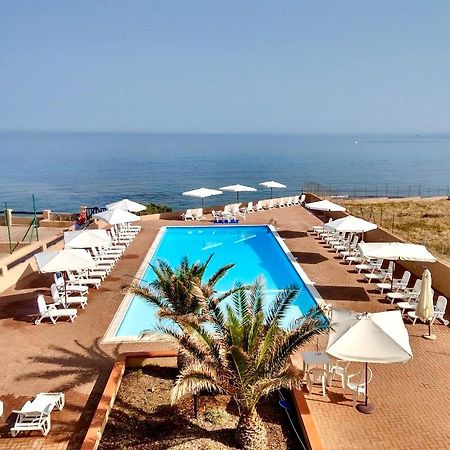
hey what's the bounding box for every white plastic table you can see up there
[302,351,333,382]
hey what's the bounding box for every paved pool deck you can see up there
[0,206,449,449]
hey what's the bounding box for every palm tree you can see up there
[130,255,235,326]
[130,255,236,366]
[164,278,328,450]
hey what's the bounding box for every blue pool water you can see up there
[115,225,319,337]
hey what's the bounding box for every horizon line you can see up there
[1,128,450,136]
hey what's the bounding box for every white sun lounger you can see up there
[11,392,65,437]
[35,295,77,325]
[54,273,88,295]
[387,279,422,304]
[50,284,88,309]
[67,271,101,289]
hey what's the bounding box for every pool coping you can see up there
[102,224,325,343]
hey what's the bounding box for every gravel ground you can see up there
[99,363,299,450]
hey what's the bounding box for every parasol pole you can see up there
[356,361,375,414]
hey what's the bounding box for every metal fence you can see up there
[303,183,450,199]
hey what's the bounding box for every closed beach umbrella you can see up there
[259,180,286,199]
[327,309,413,414]
[220,184,257,202]
[106,198,146,213]
[415,268,436,340]
[182,187,223,208]
[326,215,377,234]
[64,230,111,249]
[305,200,347,212]
[93,208,141,225]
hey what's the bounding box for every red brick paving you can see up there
[0,206,449,449]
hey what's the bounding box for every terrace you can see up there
[0,205,449,449]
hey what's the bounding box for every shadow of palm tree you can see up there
[15,337,120,391]
[13,338,121,448]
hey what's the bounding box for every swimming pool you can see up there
[104,225,323,341]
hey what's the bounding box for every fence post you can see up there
[385,185,388,197]
[380,208,383,227]
[418,185,421,197]
[5,204,13,254]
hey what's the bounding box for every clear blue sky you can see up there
[1,1,449,134]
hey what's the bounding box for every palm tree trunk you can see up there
[236,408,267,450]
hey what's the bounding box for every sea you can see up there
[0,132,449,213]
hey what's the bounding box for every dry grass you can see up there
[340,198,450,262]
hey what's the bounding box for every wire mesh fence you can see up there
[303,183,450,199]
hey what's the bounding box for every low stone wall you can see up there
[0,232,65,293]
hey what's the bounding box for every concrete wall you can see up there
[0,234,64,293]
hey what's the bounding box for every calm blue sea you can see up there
[1,132,449,212]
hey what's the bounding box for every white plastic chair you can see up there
[329,360,351,390]
[346,367,373,406]
[306,368,328,397]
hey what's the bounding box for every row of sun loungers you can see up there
[181,194,306,221]
[312,227,448,326]
[35,224,140,325]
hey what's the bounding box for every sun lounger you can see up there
[243,201,254,213]
[54,273,88,295]
[387,279,421,304]
[408,295,449,325]
[255,200,265,212]
[376,271,411,294]
[364,261,394,283]
[51,284,88,309]
[35,295,77,325]
[11,392,65,437]
[182,209,194,220]
[192,208,204,220]
[67,271,101,289]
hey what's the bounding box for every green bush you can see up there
[144,203,173,215]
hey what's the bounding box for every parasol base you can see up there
[356,403,375,414]
[422,333,436,340]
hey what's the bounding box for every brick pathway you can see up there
[0,206,449,449]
